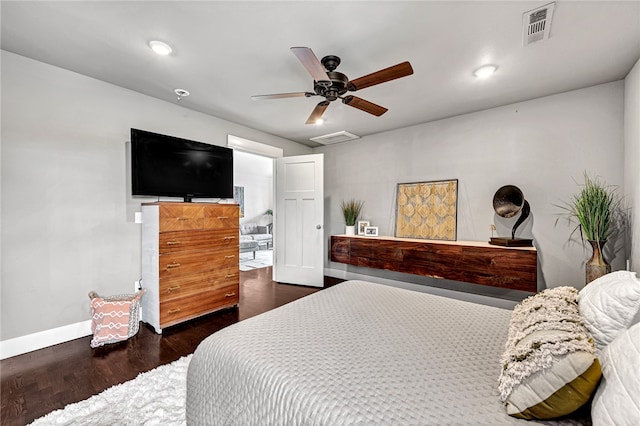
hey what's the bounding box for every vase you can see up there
[586,240,611,284]
[345,225,356,236]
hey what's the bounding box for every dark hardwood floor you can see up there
[1,267,337,426]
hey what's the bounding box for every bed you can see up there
[187,279,603,425]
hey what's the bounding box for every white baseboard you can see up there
[0,320,92,360]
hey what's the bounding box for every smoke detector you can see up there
[522,2,555,46]
[174,89,190,101]
[310,131,360,145]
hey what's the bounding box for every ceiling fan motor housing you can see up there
[314,71,349,101]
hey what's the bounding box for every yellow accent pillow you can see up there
[499,287,601,420]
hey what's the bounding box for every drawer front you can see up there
[159,204,205,232]
[159,249,238,278]
[159,269,239,302]
[160,284,239,327]
[204,205,239,230]
[159,229,238,254]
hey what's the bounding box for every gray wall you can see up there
[625,58,640,271]
[317,81,626,295]
[0,51,311,341]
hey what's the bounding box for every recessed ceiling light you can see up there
[315,118,325,125]
[149,40,173,56]
[473,64,498,78]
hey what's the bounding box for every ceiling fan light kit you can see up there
[252,47,414,125]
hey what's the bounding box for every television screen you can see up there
[131,129,234,201]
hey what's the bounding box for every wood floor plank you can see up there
[1,267,335,426]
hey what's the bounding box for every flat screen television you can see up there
[131,128,234,202]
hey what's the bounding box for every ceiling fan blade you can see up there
[342,96,388,116]
[348,61,414,91]
[305,101,330,124]
[291,47,331,85]
[251,92,313,100]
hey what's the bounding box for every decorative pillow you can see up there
[578,270,640,353]
[89,289,146,348]
[591,321,640,424]
[499,286,601,420]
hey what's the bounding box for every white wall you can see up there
[0,51,311,350]
[234,150,273,226]
[317,81,626,295]
[625,58,640,271]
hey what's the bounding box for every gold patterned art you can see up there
[395,179,458,241]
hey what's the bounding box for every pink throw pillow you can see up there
[89,289,146,348]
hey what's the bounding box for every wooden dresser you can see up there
[141,202,240,333]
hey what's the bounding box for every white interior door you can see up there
[274,153,324,287]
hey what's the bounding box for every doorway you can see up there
[234,149,274,272]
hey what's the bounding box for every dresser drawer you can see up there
[159,269,239,302]
[159,204,205,232]
[160,284,239,327]
[204,205,240,230]
[159,229,238,254]
[159,249,238,278]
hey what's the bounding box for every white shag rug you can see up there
[29,355,192,425]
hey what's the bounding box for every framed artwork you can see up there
[364,226,379,237]
[234,186,245,218]
[357,220,370,235]
[395,179,458,241]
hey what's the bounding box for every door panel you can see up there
[274,154,324,287]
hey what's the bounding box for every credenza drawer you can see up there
[160,285,239,327]
[159,269,239,302]
[159,249,238,278]
[159,229,238,254]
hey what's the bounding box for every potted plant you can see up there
[557,172,624,283]
[264,209,273,234]
[341,199,364,235]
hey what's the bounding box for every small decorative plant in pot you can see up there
[264,209,273,234]
[341,199,364,236]
[556,172,624,284]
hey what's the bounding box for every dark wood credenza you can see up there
[330,235,537,292]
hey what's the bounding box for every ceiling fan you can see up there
[251,47,414,124]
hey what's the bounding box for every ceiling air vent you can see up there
[310,131,361,145]
[522,2,555,46]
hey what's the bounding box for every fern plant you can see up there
[341,199,364,226]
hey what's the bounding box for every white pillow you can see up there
[578,271,640,353]
[591,321,640,425]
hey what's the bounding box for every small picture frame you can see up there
[358,221,370,235]
[364,226,379,237]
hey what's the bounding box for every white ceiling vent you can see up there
[310,131,361,145]
[522,2,555,46]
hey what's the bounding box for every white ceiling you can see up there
[2,1,639,147]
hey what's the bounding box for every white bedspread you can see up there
[186,280,588,425]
